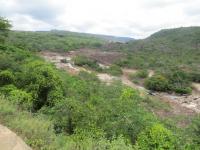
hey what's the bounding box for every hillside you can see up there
[126,27,200,51]
[5,30,133,52]
[113,27,200,71]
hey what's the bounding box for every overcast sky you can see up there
[0,0,200,38]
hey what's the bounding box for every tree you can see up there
[0,17,11,43]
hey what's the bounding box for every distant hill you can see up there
[50,30,134,43]
[125,27,200,51]
[6,30,106,52]
[6,30,133,51]
[90,34,134,43]
[110,27,200,71]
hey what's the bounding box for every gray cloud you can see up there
[1,0,200,38]
[0,0,64,23]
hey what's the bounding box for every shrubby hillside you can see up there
[112,27,200,94]
[6,30,106,52]
[0,17,200,150]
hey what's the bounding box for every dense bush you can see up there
[73,55,101,71]
[8,89,33,110]
[145,69,193,94]
[166,69,192,94]
[18,60,64,111]
[145,75,169,92]
[135,69,148,78]
[105,65,122,76]
[0,84,17,96]
[136,124,177,150]
[53,82,156,143]
[0,70,14,86]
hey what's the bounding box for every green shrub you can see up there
[18,60,64,110]
[105,65,122,76]
[0,70,14,86]
[73,55,100,70]
[135,69,148,78]
[174,87,192,94]
[0,84,17,96]
[136,124,177,150]
[145,75,169,92]
[166,70,192,94]
[8,89,33,110]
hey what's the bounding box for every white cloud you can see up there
[1,0,200,38]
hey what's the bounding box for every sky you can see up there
[0,0,200,38]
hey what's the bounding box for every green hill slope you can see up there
[126,27,200,52]
[6,30,107,52]
[115,27,200,71]
[6,30,133,52]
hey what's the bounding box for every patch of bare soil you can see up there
[97,74,119,84]
[0,124,31,150]
[40,51,80,75]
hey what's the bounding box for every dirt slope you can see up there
[0,125,31,150]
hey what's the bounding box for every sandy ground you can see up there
[0,125,31,150]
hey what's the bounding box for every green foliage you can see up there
[0,17,11,43]
[0,70,14,86]
[8,89,33,110]
[189,72,200,83]
[19,60,64,110]
[129,70,148,84]
[189,115,200,146]
[6,31,106,51]
[53,81,156,143]
[73,55,101,71]
[145,69,192,94]
[105,65,123,76]
[136,124,177,150]
[165,69,192,94]
[0,84,17,96]
[145,75,169,92]
[135,70,148,79]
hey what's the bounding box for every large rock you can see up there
[0,125,31,150]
